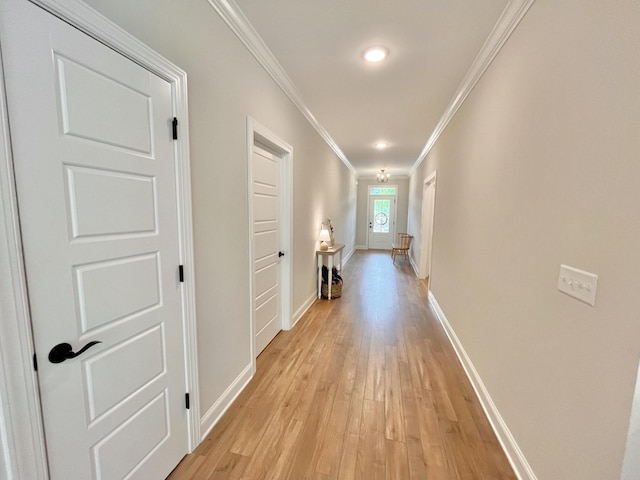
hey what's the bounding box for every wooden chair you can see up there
[391,233,413,264]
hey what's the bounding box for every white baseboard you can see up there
[290,248,354,331]
[355,244,368,250]
[199,362,253,441]
[291,291,317,329]
[428,292,537,480]
[409,253,420,277]
[343,247,355,266]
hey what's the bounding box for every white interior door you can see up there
[419,175,437,279]
[251,146,282,355]
[0,1,188,478]
[368,194,396,249]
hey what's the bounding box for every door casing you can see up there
[419,171,437,279]
[366,185,398,250]
[0,1,199,478]
[246,117,292,372]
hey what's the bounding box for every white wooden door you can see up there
[0,1,188,478]
[251,146,282,355]
[419,176,437,279]
[368,195,396,249]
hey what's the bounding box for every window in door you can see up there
[373,199,391,233]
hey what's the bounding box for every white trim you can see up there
[366,185,399,249]
[428,292,537,480]
[355,245,369,250]
[30,0,193,86]
[418,171,437,279]
[0,41,49,480]
[175,94,200,452]
[290,248,354,330]
[292,293,317,329]
[207,0,533,179]
[208,0,355,175]
[199,363,253,441]
[246,117,294,375]
[410,0,535,175]
[409,253,420,278]
[0,1,200,477]
[342,247,355,266]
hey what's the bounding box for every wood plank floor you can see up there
[168,250,516,480]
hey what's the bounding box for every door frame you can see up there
[622,358,640,478]
[418,171,437,279]
[246,117,292,370]
[366,184,398,249]
[0,1,199,478]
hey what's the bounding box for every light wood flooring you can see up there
[168,250,516,480]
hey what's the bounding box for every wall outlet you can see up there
[557,264,598,306]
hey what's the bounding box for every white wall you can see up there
[355,177,409,248]
[82,0,356,437]
[408,1,640,479]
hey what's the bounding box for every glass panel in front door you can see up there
[373,199,391,233]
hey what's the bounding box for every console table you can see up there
[316,243,345,299]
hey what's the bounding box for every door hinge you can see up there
[179,265,184,283]
[185,393,190,410]
[33,353,38,371]
[172,117,178,140]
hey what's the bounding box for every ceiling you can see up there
[232,0,508,177]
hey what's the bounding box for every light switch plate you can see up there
[557,264,598,306]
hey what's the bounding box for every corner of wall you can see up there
[428,291,538,480]
[343,247,355,265]
[199,363,253,441]
[409,251,420,278]
[291,292,317,329]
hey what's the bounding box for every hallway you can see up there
[169,250,515,479]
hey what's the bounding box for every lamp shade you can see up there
[318,229,331,242]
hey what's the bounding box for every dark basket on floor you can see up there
[321,279,343,299]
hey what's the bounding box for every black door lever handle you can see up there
[48,341,102,364]
[278,251,285,257]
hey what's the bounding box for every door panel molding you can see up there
[0,1,198,478]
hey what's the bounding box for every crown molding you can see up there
[207,0,356,175]
[207,0,534,179]
[409,0,535,176]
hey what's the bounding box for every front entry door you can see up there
[368,194,396,249]
[251,146,282,355]
[0,1,188,478]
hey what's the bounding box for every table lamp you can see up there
[318,228,331,251]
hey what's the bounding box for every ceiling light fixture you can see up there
[363,46,388,63]
[377,169,390,183]
[375,142,388,149]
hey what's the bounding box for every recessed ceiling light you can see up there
[375,142,388,149]
[363,46,388,63]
